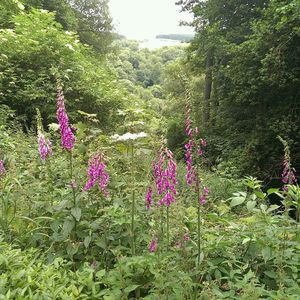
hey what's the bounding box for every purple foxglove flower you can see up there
[0,160,5,176]
[204,186,209,195]
[69,180,77,190]
[197,148,203,156]
[56,86,75,151]
[149,239,157,253]
[83,153,109,196]
[153,143,178,207]
[38,132,52,161]
[200,139,207,147]
[281,158,297,188]
[200,195,206,205]
[183,233,190,241]
[175,241,182,249]
[145,187,153,210]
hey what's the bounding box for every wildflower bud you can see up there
[83,153,109,196]
[149,239,157,253]
[145,187,153,210]
[183,233,190,241]
[0,160,6,177]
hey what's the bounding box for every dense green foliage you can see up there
[174,0,300,178]
[0,0,299,298]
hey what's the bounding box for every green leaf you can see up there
[83,236,91,248]
[230,196,246,207]
[247,201,256,211]
[242,237,251,244]
[71,207,81,222]
[95,238,106,249]
[124,285,140,294]
[62,219,75,237]
[254,191,266,199]
[266,205,280,213]
[96,269,106,279]
[264,271,276,278]
[262,247,271,263]
[214,269,222,280]
[267,188,279,195]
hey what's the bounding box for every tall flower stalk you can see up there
[184,95,209,268]
[112,132,148,256]
[152,140,178,251]
[56,86,75,151]
[56,85,77,235]
[36,108,52,161]
[278,136,298,221]
[278,136,297,188]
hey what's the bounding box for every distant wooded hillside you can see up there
[156,34,194,42]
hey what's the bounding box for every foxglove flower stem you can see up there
[196,173,201,267]
[69,151,76,207]
[166,206,170,251]
[69,151,77,237]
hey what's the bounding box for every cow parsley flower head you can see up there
[111,132,148,142]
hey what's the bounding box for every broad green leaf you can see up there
[262,247,271,263]
[267,188,279,195]
[242,237,251,244]
[254,191,266,199]
[96,269,106,279]
[124,285,140,294]
[264,271,276,278]
[247,201,256,211]
[83,236,91,248]
[71,207,81,222]
[62,219,75,237]
[230,196,246,207]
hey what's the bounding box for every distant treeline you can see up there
[156,34,194,42]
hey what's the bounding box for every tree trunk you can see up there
[203,48,213,129]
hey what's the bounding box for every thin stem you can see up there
[69,151,77,238]
[196,174,201,268]
[166,205,170,251]
[130,142,136,255]
[160,206,164,242]
[69,151,76,207]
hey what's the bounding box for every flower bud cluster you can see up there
[0,160,5,177]
[56,86,75,151]
[282,159,297,185]
[145,187,153,210]
[83,153,109,196]
[152,142,177,207]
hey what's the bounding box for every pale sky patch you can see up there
[109,0,194,40]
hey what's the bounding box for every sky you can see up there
[108,0,194,40]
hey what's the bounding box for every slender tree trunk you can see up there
[210,58,222,127]
[203,48,213,129]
